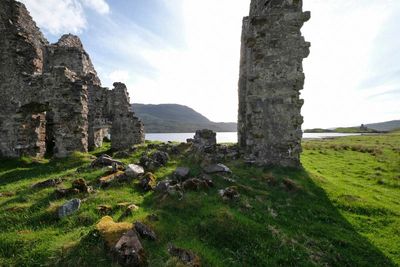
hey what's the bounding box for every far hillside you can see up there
[305,120,400,133]
[132,104,237,133]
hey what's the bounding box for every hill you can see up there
[305,120,400,133]
[365,120,400,132]
[132,104,237,133]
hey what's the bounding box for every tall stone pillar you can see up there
[238,0,310,168]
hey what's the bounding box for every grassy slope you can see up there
[0,133,399,266]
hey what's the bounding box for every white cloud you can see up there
[108,70,130,84]
[100,0,250,122]
[81,0,110,15]
[19,0,109,35]
[301,0,400,128]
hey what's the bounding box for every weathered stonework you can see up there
[238,0,310,168]
[0,0,144,158]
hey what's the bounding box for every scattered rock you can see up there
[114,230,147,267]
[174,167,190,180]
[199,174,214,187]
[0,191,15,197]
[96,216,133,247]
[282,178,300,192]
[72,178,90,193]
[99,171,126,187]
[134,221,157,241]
[203,163,231,174]
[91,154,123,168]
[125,164,145,178]
[264,174,278,186]
[146,214,159,222]
[122,204,139,217]
[154,179,175,193]
[140,151,169,171]
[55,188,80,199]
[31,178,62,189]
[58,199,81,218]
[182,178,209,191]
[116,202,131,209]
[168,244,201,267]
[139,173,156,191]
[219,186,240,201]
[97,205,113,215]
[192,129,216,149]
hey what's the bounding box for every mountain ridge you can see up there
[132,103,237,133]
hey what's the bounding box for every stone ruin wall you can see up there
[0,0,144,158]
[238,0,310,168]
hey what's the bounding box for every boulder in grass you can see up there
[203,163,231,174]
[134,221,157,241]
[31,178,62,189]
[218,186,240,201]
[174,167,190,180]
[125,164,144,178]
[167,243,201,267]
[139,173,157,191]
[114,230,147,267]
[96,216,133,247]
[58,198,81,218]
[91,154,123,168]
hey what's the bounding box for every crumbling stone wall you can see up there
[238,0,310,168]
[0,0,144,158]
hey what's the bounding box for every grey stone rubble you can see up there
[58,198,81,218]
[114,229,147,266]
[174,167,190,180]
[238,0,310,168]
[203,163,231,174]
[125,164,145,178]
[0,0,144,158]
[134,221,157,241]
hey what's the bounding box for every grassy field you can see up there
[0,132,399,266]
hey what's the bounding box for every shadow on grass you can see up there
[0,155,89,186]
[135,164,396,266]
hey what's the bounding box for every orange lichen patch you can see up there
[99,171,125,186]
[96,216,132,247]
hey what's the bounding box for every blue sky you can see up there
[20,0,400,128]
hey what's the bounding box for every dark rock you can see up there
[0,191,15,197]
[151,151,169,166]
[174,167,190,180]
[199,174,214,187]
[146,214,159,222]
[99,171,126,187]
[97,204,113,215]
[114,230,147,267]
[219,186,240,201]
[31,178,62,189]
[182,178,209,191]
[203,164,231,174]
[72,178,89,193]
[282,178,301,192]
[134,221,157,241]
[58,198,81,218]
[168,244,201,267]
[139,173,156,191]
[91,154,123,168]
[55,188,80,199]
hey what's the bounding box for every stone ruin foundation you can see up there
[0,0,144,158]
[238,0,310,168]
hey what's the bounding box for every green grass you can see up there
[0,133,399,266]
